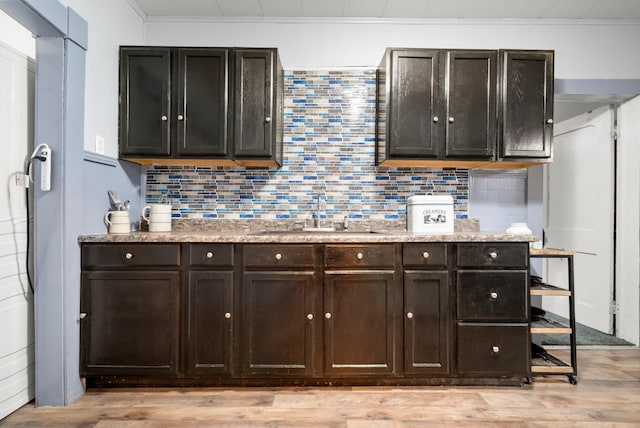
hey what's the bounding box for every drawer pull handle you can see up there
[325,312,332,319]
[178,114,184,121]
[356,252,364,260]
[406,312,414,319]
[161,115,168,121]
[206,251,214,259]
[546,118,554,124]
[224,312,231,319]
[307,314,314,320]
[125,252,134,260]
[433,116,439,123]
[492,346,501,354]
[490,292,499,300]
[275,253,282,260]
[448,117,455,123]
[79,313,87,320]
[489,251,498,259]
[422,251,430,259]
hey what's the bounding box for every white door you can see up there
[544,105,614,333]
[0,40,35,419]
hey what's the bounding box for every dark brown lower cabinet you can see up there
[80,270,180,376]
[323,271,397,377]
[185,271,233,376]
[403,271,450,375]
[241,271,320,377]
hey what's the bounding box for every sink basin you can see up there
[251,230,387,235]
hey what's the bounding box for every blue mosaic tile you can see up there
[145,69,469,220]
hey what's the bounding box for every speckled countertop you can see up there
[79,219,537,243]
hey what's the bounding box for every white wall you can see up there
[0,10,34,58]
[144,18,640,78]
[57,0,145,158]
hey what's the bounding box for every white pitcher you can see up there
[142,204,172,232]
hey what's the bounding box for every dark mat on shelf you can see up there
[541,312,633,346]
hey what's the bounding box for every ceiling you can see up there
[133,0,640,19]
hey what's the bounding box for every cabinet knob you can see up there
[265,117,272,123]
[448,117,455,123]
[161,115,168,121]
[490,292,499,300]
[406,312,414,319]
[224,312,231,319]
[79,312,87,320]
[489,251,498,259]
[125,252,134,260]
[275,253,282,260]
[356,252,364,260]
[178,114,184,121]
[325,312,332,319]
[206,251,214,259]
[546,118,554,124]
[307,314,314,320]
[422,251,430,259]
[433,116,439,123]
[491,346,501,354]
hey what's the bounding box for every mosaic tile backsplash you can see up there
[145,70,469,222]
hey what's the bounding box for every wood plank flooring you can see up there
[2,348,639,427]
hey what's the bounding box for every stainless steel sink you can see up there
[250,230,388,235]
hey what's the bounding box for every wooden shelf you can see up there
[530,248,575,257]
[531,317,572,334]
[531,283,571,296]
[531,349,575,377]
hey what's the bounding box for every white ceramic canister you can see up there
[406,194,454,233]
[104,210,131,234]
[142,203,172,232]
[505,222,532,235]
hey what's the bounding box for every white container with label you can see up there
[406,194,454,233]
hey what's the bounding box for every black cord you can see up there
[25,186,34,294]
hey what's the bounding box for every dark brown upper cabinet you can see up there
[119,46,282,167]
[499,50,554,160]
[233,49,283,167]
[377,48,554,168]
[377,48,497,165]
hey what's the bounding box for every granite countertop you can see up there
[79,219,537,244]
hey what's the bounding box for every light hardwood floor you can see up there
[3,348,639,427]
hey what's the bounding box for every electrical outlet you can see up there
[95,135,105,155]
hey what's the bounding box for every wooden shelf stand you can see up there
[530,248,578,384]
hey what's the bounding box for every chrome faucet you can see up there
[303,192,335,232]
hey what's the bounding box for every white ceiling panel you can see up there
[382,0,428,18]
[135,0,223,16]
[133,0,640,19]
[302,0,345,17]
[498,0,561,19]
[542,0,602,18]
[216,0,262,16]
[343,0,388,17]
[261,0,303,17]
[581,0,640,18]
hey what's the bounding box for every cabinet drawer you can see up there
[189,244,234,267]
[457,323,529,376]
[325,245,396,269]
[82,244,180,268]
[457,243,528,268]
[457,270,528,321]
[403,243,447,268]
[243,245,316,269]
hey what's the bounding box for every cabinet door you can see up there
[324,271,397,376]
[445,50,497,159]
[241,271,319,377]
[233,49,277,160]
[404,271,450,375]
[80,271,180,376]
[185,271,233,376]
[500,50,554,159]
[119,48,171,156]
[176,49,230,157]
[387,49,441,158]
